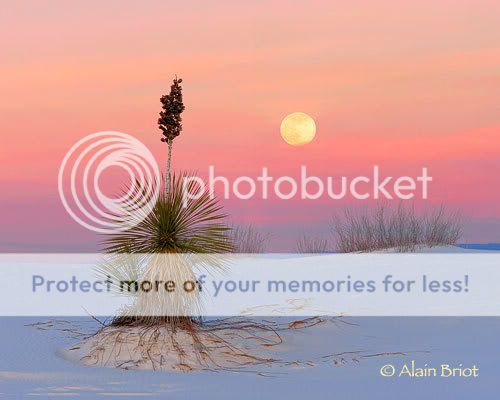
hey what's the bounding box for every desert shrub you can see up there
[296,235,329,253]
[230,225,268,253]
[332,203,462,253]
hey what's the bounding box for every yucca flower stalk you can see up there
[158,77,185,193]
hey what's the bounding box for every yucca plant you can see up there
[101,173,233,326]
[100,78,234,327]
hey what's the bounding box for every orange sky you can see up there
[1,1,499,250]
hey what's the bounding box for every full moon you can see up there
[280,112,316,146]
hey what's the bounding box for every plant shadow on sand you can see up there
[30,316,416,376]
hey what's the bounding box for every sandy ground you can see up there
[2,316,499,398]
[64,245,497,372]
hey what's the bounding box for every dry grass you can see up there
[230,225,268,253]
[296,235,329,253]
[332,203,462,253]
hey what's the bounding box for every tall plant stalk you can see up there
[166,139,173,193]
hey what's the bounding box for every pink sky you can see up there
[1,1,499,251]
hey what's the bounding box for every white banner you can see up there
[0,253,498,317]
